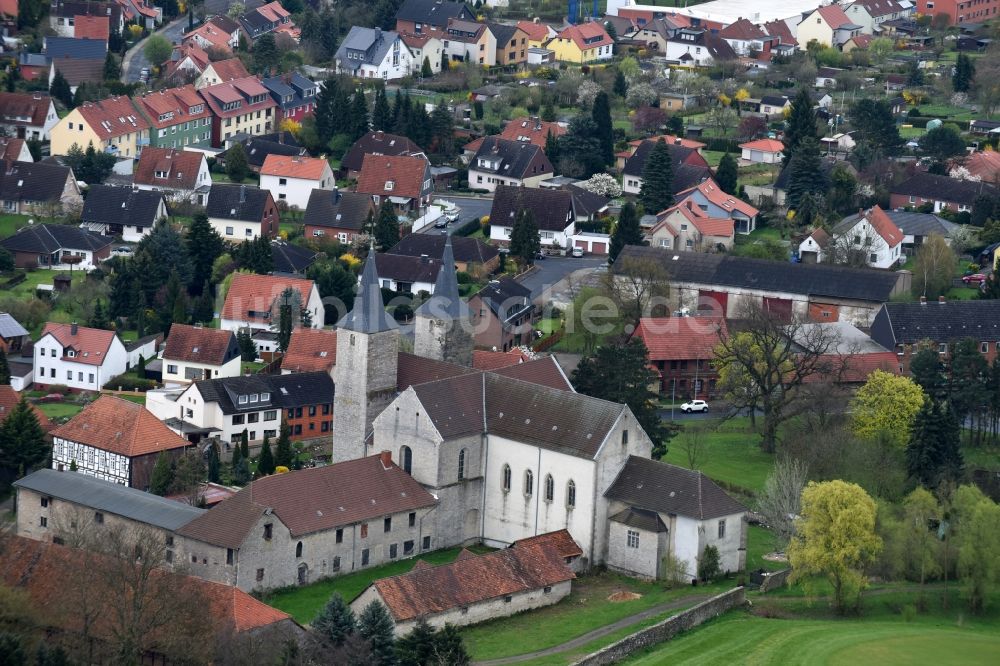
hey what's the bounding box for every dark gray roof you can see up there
[490,185,573,232]
[0,313,28,340]
[617,246,901,303]
[622,140,700,178]
[1,223,111,255]
[194,371,333,415]
[14,468,205,530]
[335,27,401,69]
[416,235,471,320]
[876,301,1000,344]
[884,210,957,238]
[606,456,746,520]
[473,278,532,324]
[673,163,712,195]
[338,251,397,334]
[232,136,304,169]
[341,131,424,173]
[44,36,106,61]
[302,190,373,231]
[609,506,668,532]
[205,184,271,222]
[81,186,165,229]
[388,233,498,265]
[760,95,789,107]
[566,184,610,217]
[891,172,996,207]
[395,0,475,27]
[487,22,517,45]
[375,253,442,285]
[271,241,317,274]
[0,161,74,203]
[472,136,552,180]
[261,73,317,111]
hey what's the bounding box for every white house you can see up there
[161,324,242,386]
[132,148,212,206]
[220,273,324,333]
[468,137,554,193]
[739,138,783,164]
[33,323,128,392]
[259,154,335,210]
[334,27,413,81]
[675,178,759,235]
[830,205,904,269]
[401,33,445,75]
[489,185,576,251]
[844,0,911,34]
[0,92,59,141]
[797,228,831,264]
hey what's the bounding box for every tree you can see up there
[638,139,674,214]
[906,399,964,488]
[421,56,433,78]
[252,34,279,74]
[373,199,400,252]
[207,442,221,484]
[273,287,297,353]
[921,124,967,163]
[757,457,809,548]
[350,89,370,142]
[186,214,225,294]
[572,338,675,458]
[850,370,926,449]
[631,106,667,134]
[788,480,883,614]
[900,487,942,589]
[609,202,642,263]
[697,545,721,581]
[144,35,172,70]
[274,420,293,468]
[613,69,628,97]
[225,143,249,182]
[786,137,826,211]
[715,153,738,195]
[371,86,392,131]
[193,282,215,324]
[556,115,605,179]
[954,486,1000,613]
[103,51,119,81]
[240,429,250,460]
[0,397,49,478]
[394,619,435,665]
[602,252,672,325]
[430,102,455,157]
[910,345,948,400]
[50,70,72,108]
[149,451,174,496]
[231,444,250,485]
[357,600,396,666]
[257,435,276,476]
[313,593,356,648]
[591,91,614,166]
[307,259,356,325]
[737,115,767,141]
[782,88,818,165]
[911,234,957,300]
[509,209,540,267]
[849,98,904,158]
[236,328,256,362]
[949,337,990,434]
[0,349,10,385]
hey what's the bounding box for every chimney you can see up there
[420,254,429,263]
[939,295,946,303]
[379,450,393,469]
[240,184,246,203]
[920,296,927,304]
[70,322,78,336]
[375,26,382,42]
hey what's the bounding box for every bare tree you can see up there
[911,234,957,300]
[678,426,707,470]
[603,253,672,325]
[756,457,808,548]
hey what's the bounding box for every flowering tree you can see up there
[625,83,657,109]
[577,80,603,109]
[632,105,667,133]
[579,173,623,198]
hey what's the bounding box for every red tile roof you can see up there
[865,205,904,246]
[738,138,784,154]
[816,4,854,29]
[356,153,428,200]
[512,529,583,559]
[719,18,766,41]
[556,21,613,52]
[0,0,16,18]
[204,58,250,84]
[803,351,900,383]
[0,92,53,128]
[663,200,734,238]
[516,20,552,42]
[41,322,117,366]
[472,348,530,371]
[281,328,337,374]
[634,316,727,361]
[0,137,26,164]
[163,324,237,366]
[51,395,190,458]
[676,178,759,219]
[260,154,330,180]
[74,14,109,41]
[961,151,1000,181]
[763,19,797,47]
[167,42,211,76]
[464,116,566,153]
[257,0,290,21]
[133,147,206,190]
[221,273,316,325]
[0,384,52,431]
[75,96,149,141]
[201,76,276,120]
[627,134,705,151]
[184,19,235,51]
[133,84,211,130]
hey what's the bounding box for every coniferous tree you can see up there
[371,85,392,131]
[0,348,9,385]
[431,625,470,665]
[954,53,974,92]
[395,620,436,665]
[88,299,108,329]
[0,397,48,478]
[237,328,256,361]
[207,442,221,484]
[430,102,455,157]
[274,420,293,468]
[638,139,674,214]
[252,33,279,74]
[541,100,555,122]
[149,451,173,495]
[782,87,817,165]
[591,91,614,166]
[609,202,642,263]
[357,601,396,666]
[193,281,215,323]
[906,400,964,487]
[786,137,826,211]
[50,70,72,108]
[314,593,356,648]
[509,209,540,267]
[374,199,400,251]
[421,56,433,78]
[613,69,628,98]
[275,287,296,353]
[910,347,948,402]
[231,444,250,485]
[103,51,119,81]
[241,429,250,460]
[314,78,338,146]
[544,129,560,165]
[350,89,370,142]
[715,153,738,195]
[849,98,904,159]
[257,435,276,476]
[186,214,224,294]
[226,143,249,182]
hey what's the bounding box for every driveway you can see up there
[418,195,493,236]
[520,256,607,303]
[122,17,190,83]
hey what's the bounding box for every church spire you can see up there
[416,234,471,320]
[338,248,396,333]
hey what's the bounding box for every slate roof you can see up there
[163,324,238,366]
[221,273,314,324]
[281,328,337,374]
[395,0,475,28]
[634,316,727,361]
[261,73,317,111]
[616,246,900,303]
[622,139,705,177]
[335,26,402,68]
[177,456,436,546]
[193,370,333,416]
[375,253,442,285]
[566,184,610,218]
[2,224,110,256]
[0,161,74,204]
[341,131,425,173]
[339,251,397,334]
[133,147,206,190]
[388,233,498,265]
[234,135,305,170]
[271,240,317,274]
[877,301,1000,344]
[206,183,272,222]
[45,36,106,60]
[51,395,190,457]
[490,185,573,232]
[81,185,165,229]
[759,95,790,107]
[472,136,552,180]
[0,313,28,340]
[473,277,532,323]
[891,172,997,207]
[605,456,746,520]
[0,92,53,128]
[15,468,205,530]
[303,189,374,231]
[884,210,957,238]
[609,506,668,532]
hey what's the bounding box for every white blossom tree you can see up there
[579,173,623,198]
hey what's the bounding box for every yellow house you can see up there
[50,96,150,158]
[516,20,555,50]
[546,22,614,64]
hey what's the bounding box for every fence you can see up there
[532,328,564,353]
[570,587,746,666]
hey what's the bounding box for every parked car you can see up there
[535,252,547,260]
[112,246,133,257]
[571,247,584,258]
[434,217,448,228]
[681,400,709,413]
[963,273,987,285]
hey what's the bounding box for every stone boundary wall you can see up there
[759,568,792,594]
[570,587,746,666]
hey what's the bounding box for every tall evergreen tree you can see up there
[0,348,9,385]
[237,328,256,361]
[906,400,964,487]
[638,139,674,214]
[591,91,614,166]
[350,89,370,142]
[420,56,433,78]
[509,209,540,267]
[241,429,250,460]
[395,620,437,665]
[50,70,72,108]
[0,397,48,478]
[541,100,556,122]
[149,451,173,495]
[786,137,826,211]
[314,78,338,146]
[226,143,249,182]
[357,601,396,666]
[715,153,738,195]
[544,129,560,165]
[314,593,356,648]
[88,299,108,330]
[252,33,280,74]
[274,420,293,468]
[849,98,904,158]
[371,85,392,132]
[431,625,470,665]
[609,202,642,263]
[954,52,974,92]
[103,51,119,81]
[193,281,215,323]
[374,199,400,251]
[257,435,276,476]
[430,102,455,157]
[207,442,221,484]
[613,69,628,98]
[275,287,296,353]
[910,347,948,402]
[186,214,224,294]
[782,87,818,165]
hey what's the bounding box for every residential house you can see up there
[797,227,830,264]
[969,118,1000,136]
[375,253,442,294]
[259,154,335,210]
[342,130,426,179]
[132,147,211,205]
[829,206,904,269]
[616,133,706,170]
[661,28,737,68]
[195,57,251,89]
[219,273,323,332]
[1,224,108,270]
[184,14,241,53]
[239,1,297,41]
[489,185,574,250]
[121,0,161,30]
[45,33,107,58]
[280,327,337,376]
[615,245,908,326]
[605,456,747,580]
[871,300,1000,373]
[226,132,305,173]
[675,178,759,234]
[71,13,109,42]
[621,138,711,197]
[162,324,242,385]
[759,95,791,116]
[163,42,211,82]
[0,161,82,216]
[546,22,614,63]
[400,32,446,74]
[261,73,318,123]
[0,138,30,165]
[718,18,774,57]
[395,0,476,37]
[843,33,874,53]
[45,37,106,92]
[625,16,683,53]
[440,19,496,66]
[356,153,433,213]
[797,5,863,49]
[388,233,500,277]
[351,538,575,634]
[17,53,50,83]
[517,19,556,48]
[463,116,566,156]
[303,189,375,242]
[566,184,612,225]
[739,138,783,164]
[0,92,58,140]
[845,0,910,33]
[488,22,530,67]
[132,85,213,149]
[646,200,735,252]
[271,240,318,275]
[884,210,958,251]
[763,19,798,54]
[199,76,277,148]
[33,323,127,392]
[659,92,698,112]
[889,172,996,214]
[49,1,123,37]
[469,278,534,351]
[206,183,279,242]
[468,137,554,192]
[796,320,900,384]
[79,185,167,242]
[0,313,29,355]
[335,26,413,81]
[50,96,150,158]
[911,0,994,25]
[961,150,1000,183]
[0,385,50,437]
[633,316,727,398]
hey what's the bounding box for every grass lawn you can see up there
[661,417,774,495]
[701,150,726,168]
[535,317,562,335]
[900,125,926,139]
[0,213,32,239]
[118,394,146,406]
[945,285,980,300]
[749,226,783,242]
[242,361,266,374]
[553,320,625,354]
[8,269,87,298]
[35,402,84,420]
[745,525,786,573]
[264,545,493,623]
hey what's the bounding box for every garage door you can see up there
[751,150,763,161]
[763,297,793,323]
[591,241,608,255]
[698,290,728,316]
[575,240,586,249]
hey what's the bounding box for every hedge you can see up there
[103,376,156,392]
[1,272,26,289]
[702,136,740,153]
[453,216,481,237]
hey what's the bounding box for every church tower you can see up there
[331,250,398,464]
[414,235,474,366]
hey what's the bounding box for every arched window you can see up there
[544,474,554,502]
[400,446,412,474]
[567,480,576,508]
[295,541,303,558]
[458,449,466,480]
[502,464,511,492]
[524,470,534,497]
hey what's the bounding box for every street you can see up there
[122,17,190,83]
[418,195,492,236]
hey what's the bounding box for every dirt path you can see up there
[472,592,712,666]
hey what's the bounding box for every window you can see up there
[408,512,416,528]
[165,550,173,563]
[167,364,178,374]
[400,445,412,474]
[361,523,368,538]
[622,430,629,446]
[404,539,414,555]
[279,178,287,185]
[232,414,245,425]
[332,556,341,571]
[227,548,234,565]
[524,470,534,496]
[256,568,264,582]
[389,543,398,559]
[939,343,948,355]
[166,536,174,547]
[502,464,511,492]
[384,516,392,533]
[422,535,431,550]
[39,516,47,527]
[67,370,72,380]
[544,586,552,594]
[503,595,512,603]
[295,541,303,557]
[225,226,234,235]
[458,449,466,480]
[263,523,273,540]
[361,548,370,566]
[567,480,576,508]
[544,474,554,502]
[627,530,640,549]
[982,342,989,354]
[247,412,259,423]
[94,512,104,524]
[336,528,343,543]
[718,520,726,539]
[40,497,48,508]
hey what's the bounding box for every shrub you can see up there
[103,376,156,392]
[698,545,721,581]
[46,384,70,396]
[456,271,472,284]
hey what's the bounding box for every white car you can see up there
[681,400,709,413]
[571,247,584,258]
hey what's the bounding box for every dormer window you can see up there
[155,170,168,178]
[238,395,249,405]
[385,180,394,191]
[261,392,270,401]
[250,394,259,403]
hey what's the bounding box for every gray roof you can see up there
[606,456,746,520]
[609,506,668,532]
[0,313,28,340]
[875,300,1000,345]
[415,235,471,320]
[194,371,333,415]
[337,250,397,334]
[44,36,106,61]
[335,26,400,68]
[472,136,552,180]
[884,210,957,238]
[395,0,475,27]
[14,468,205,530]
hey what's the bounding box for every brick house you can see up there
[303,190,375,242]
[632,316,726,399]
[341,130,426,179]
[199,76,277,148]
[889,172,997,214]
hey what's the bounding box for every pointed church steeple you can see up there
[338,248,397,333]
[414,234,474,366]
[416,234,472,320]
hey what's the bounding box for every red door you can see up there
[763,297,793,322]
[698,290,728,316]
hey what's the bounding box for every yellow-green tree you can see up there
[788,480,883,614]
[901,487,941,588]
[954,485,1000,613]
[850,370,925,448]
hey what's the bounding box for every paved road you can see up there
[418,195,492,236]
[122,17,190,83]
[518,255,606,301]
